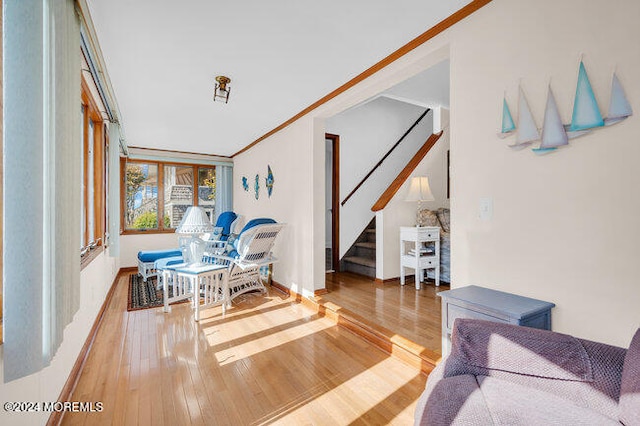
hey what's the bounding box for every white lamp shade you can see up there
[405,177,435,202]
[175,206,214,234]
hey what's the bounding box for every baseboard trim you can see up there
[270,280,290,296]
[47,268,124,426]
[374,277,401,284]
[272,279,440,375]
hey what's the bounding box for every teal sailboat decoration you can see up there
[604,72,633,126]
[508,86,539,149]
[254,174,260,200]
[265,165,274,197]
[532,86,568,155]
[497,96,516,138]
[565,61,603,138]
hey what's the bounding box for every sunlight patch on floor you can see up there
[212,316,333,365]
[278,357,415,425]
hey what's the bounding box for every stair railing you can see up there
[340,108,431,206]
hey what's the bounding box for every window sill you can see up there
[81,245,104,270]
[121,229,177,236]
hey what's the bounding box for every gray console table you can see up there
[438,285,555,355]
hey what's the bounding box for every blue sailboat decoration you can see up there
[254,174,260,200]
[508,86,539,149]
[497,96,516,138]
[565,61,603,139]
[265,165,274,197]
[604,72,633,126]
[532,86,568,155]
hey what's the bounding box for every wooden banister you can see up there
[371,130,444,212]
[341,108,431,206]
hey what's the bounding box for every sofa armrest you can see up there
[438,319,626,418]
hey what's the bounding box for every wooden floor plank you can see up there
[62,273,429,425]
[321,272,446,354]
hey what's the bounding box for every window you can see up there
[124,162,159,230]
[198,167,216,222]
[122,161,217,233]
[81,78,107,259]
[164,165,193,229]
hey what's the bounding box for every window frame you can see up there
[80,77,107,260]
[120,159,216,235]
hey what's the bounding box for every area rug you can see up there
[127,273,184,311]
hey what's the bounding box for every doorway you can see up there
[325,134,339,272]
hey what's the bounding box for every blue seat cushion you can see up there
[154,256,184,269]
[216,211,238,238]
[137,249,182,263]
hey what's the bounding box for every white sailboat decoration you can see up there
[532,86,568,155]
[604,72,633,125]
[565,60,603,139]
[497,96,516,138]
[508,86,539,149]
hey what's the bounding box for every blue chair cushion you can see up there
[154,256,184,270]
[138,249,182,263]
[230,218,277,258]
[216,211,238,238]
[238,217,276,235]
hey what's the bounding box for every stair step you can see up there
[343,256,376,268]
[355,242,376,250]
[365,229,376,234]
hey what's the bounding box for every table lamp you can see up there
[405,176,435,226]
[175,206,214,265]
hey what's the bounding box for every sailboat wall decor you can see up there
[508,86,539,149]
[604,72,633,125]
[565,60,604,139]
[532,86,568,155]
[497,97,516,138]
[500,58,632,156]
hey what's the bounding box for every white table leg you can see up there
[163,270,170,313]
[194,276,200,322]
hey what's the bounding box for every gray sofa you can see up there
[415,319,640,425]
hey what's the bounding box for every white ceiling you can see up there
[87,0,469,156]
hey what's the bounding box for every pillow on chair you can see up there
[417,209,440,227]
[215,211,238,240]
[436,208,451,232]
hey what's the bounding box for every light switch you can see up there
[479,197,493,220]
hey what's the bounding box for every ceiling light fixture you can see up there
[213,75,231,103]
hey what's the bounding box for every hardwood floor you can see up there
[62,273,427,425]
[321,272,448,355]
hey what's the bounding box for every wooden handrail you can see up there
[341,108,431,206]
[371,130,444,212]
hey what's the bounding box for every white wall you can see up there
[0,250,119,426]
[326,97,433,256]
[233,118,325,295]
[446,0,640,347]
[377,108,450,280]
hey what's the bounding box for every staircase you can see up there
[341,219,376,278]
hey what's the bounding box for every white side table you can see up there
[400,226,440,289]
[167,264,229,321]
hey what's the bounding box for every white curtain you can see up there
[3,0,81,382]
[108,124,121,257]
[215,165,234,222]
